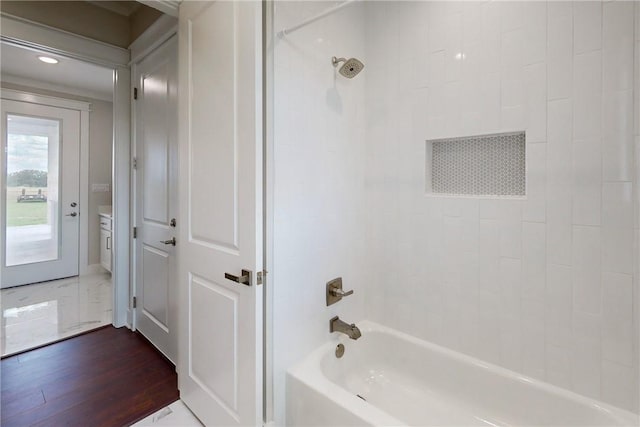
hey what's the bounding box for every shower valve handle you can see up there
[331,288,354,298]
[326,277,354,306]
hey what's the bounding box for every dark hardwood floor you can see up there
[1,326,179,427]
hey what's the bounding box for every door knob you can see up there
[65,212,78,217]
[225,269,252,286]
[160,237,176,246]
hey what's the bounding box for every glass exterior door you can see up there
[5,115,61,267]
[1,99,80,288]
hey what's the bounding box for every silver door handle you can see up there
[65,212,78,217]
[160,237,176,246]
[225,269,251,286]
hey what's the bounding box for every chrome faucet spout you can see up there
[330,316,362,340]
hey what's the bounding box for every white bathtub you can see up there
[287,321,638,426]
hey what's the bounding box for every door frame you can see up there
[1,13,131,328]
[129,15,178,334]
[0,89,90,286]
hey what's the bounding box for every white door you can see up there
[1,99,80,288]
[134,35,179,362]
[178,1,263,426]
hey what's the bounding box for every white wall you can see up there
[87,99,113,266]
[271,1,368,424]
[364,1,638,412]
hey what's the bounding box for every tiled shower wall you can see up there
[271,2,368,424]
[364,1,638,411]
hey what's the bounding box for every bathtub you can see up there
[287,321,638,426]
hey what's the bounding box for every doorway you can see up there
[1,99,82,287]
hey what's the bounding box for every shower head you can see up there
[332,56,364,78]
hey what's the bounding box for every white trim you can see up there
[78,110,90,275]
[1,88,91,111]
[1,73,113,102]
[1,13,129,68]
[85,263,108,275]
[137,0,180,18]
[1,19,131,330]
[112,66,131,328]
[129,14,178,64]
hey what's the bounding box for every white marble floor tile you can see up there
[1,273,112,357]
[131,400,203,427]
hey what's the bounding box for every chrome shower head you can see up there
[332,56,364,78]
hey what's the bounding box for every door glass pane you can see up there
[5,114,60,266]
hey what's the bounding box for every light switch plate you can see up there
[92,183,110,192]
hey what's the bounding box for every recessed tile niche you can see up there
[426,132,526,197]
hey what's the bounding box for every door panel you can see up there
[134,35,178,362]
[178,1,263,425]
[189,2,238,250]
[1,100,80,288]
[142,244,169,330]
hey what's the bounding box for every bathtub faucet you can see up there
[330,316,362,340]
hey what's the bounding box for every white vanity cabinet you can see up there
[99,213,112,273]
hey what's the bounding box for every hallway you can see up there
[1,326,179,426]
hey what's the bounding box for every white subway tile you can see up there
[546,100,573,265]
[602,361,638,412]
[500,1,523,33]
[523,1,546,65]
[547,2,573,100]
[481,2,501,75]
[479,199,501,220]
[523,143,547,223]
[428,50,445,85]
[546,344,572,389]
[481,73,501,133]
[477,292,502,365]
[524,63,547,143]
[462,2,482,47]
[500,219,522,260]
[546,221,572,268]
[545,264,573,346]
[479,219,501,295]
[572,140,601,226]
[501,28,524,71]
[573,51,602,141]
[501,105,525,132]
[602,225,634,275]
[570,312,602,399]
[602,90,634,182]
[522,222,546,301]
[500,320,523,372]
[602,272,634,366]
[572,226,602,315]
[499,258,522,320]
[602,1,634,91]
[573,1,602,54]
[602,182,633,230]
[522,298,546,378]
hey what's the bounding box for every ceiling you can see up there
[87,0,141,17]
[1,43,114,101]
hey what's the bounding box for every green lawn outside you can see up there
[6,187,48,227]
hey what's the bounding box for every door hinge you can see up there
[257,270,267,286]
[133,87,138,100]
[133,226,137,238]
[132,157,137,169]
[132,296,137,308]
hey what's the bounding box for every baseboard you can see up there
[84,264,108,275]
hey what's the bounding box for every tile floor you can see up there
[132,400,202,426]
[1,272,112,357]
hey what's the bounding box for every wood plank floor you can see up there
[1,326,179,427]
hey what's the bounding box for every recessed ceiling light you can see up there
[38,56,59,64]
